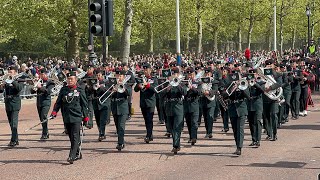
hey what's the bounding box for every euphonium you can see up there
[238,78,248,90]
[201,78,215,101]
[256,67,283,102]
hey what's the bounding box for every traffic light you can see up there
[89,0,113,36]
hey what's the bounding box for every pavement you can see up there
[0,92,320,180]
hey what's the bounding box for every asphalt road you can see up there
[0,92,320,180]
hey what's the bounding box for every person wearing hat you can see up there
[50,71,89,164]
[134,63,158,143]
[222,70,250,155]
[195,66,204,126]
[218,67,230,133]
[199,67,217,138]
[111,68,130,150]
[299,65,312,117]
[121,62,135,120]
[163,67,187,154]
[247,69,265,147]
[0,66,24,147]
[91,69,112,141]
[80,64,95,129]
[262,59,282,141]
[183,67,200,145]
[280,65,293,123]
[212,62,222,122]
[290,60,302,119]
[31,68,55,140]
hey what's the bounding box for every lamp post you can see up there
[306,5,311,47]
[176,0,181,66]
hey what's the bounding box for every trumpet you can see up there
[99,75,131,104]
[33,78,43,91]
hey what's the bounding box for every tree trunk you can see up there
[147,21,153,53]
[120,0,133,64]
[67,12,80,61]
[213,29,218,52]
[237,26,242,51]
[291,26,296,49]
[185,31,190,52]
[196,0,202,58]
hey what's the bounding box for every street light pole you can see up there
[88,0,96,63]
[306,5,311,47]
[176,0,181,66]
[273,0,277,51]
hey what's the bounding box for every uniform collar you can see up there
[68,85,77,90]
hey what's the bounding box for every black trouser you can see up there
[290,91,301,117]
[6,110,19,142]
[278,104,285,124]
[94,107,110,136]
[220,105,229,130]
[65,122,81,159]
[248,111,262,143]
[87,100,94,127]
[113,114,127,145]
[167,115,184,148]
[156,98,164,122]
[283,93,292,121]
[37,105,50,136]
[185,112,199,140]
[214,100,220,119]
[263,102,278,138]
[203,106,214,135]
[141,108,154,138]
[230,116,246,148]
[300,87,308,112]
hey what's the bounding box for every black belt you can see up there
[112,98,126,102]
[185,97,198,101]
[251,96,261,99]
[166,98,182,102]
[5,95,19,99]
[231,99,246,103]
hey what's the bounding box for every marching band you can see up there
[0,54,315,164]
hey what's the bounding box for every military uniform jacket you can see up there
[164,85,187,116]
[53,86,89,124]
[0,80,23,111]
[223,78,249,118]
[247,82,265,112]
[111,85,129,115]
[282,73,292,94]
[31,80,54,107]
[92,79,112,111]
[81,74,95,101]
[183,81,201,114]
[291,69,302,92]
[134,76,158,111]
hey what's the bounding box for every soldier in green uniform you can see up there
[163,67,187,154]
[262,60,282,141]
[280,64,292,123]
[91,70,111,141]
[155,64,165,124]
[200,67,217,138]
[81,65,95,129]
[134,63,158,143]
[121,63,135,120]
[111,69,130,151]
[222,71,250,155]
[31,69,55,140]
[50,71,89,164]
[0,66,24,147]
[290,60,302,120]
[183,67,200,145]
[211,61,222,122]
[219,67,230,132]
[247,69,264,147]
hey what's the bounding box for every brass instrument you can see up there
[77,68,87,79]
[256,67,284,104]
[1,73,24,85]
[154,74,184,93]
[99,75,131,104]
[195,70,204,82]
[238,78,248,90]
[216,90,228,111]
[33,78,43,91]
[201,77,215,101]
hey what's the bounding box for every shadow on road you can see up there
[226,161,307,168]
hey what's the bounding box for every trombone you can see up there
[154,74,184,93]
[99,75,131,104]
